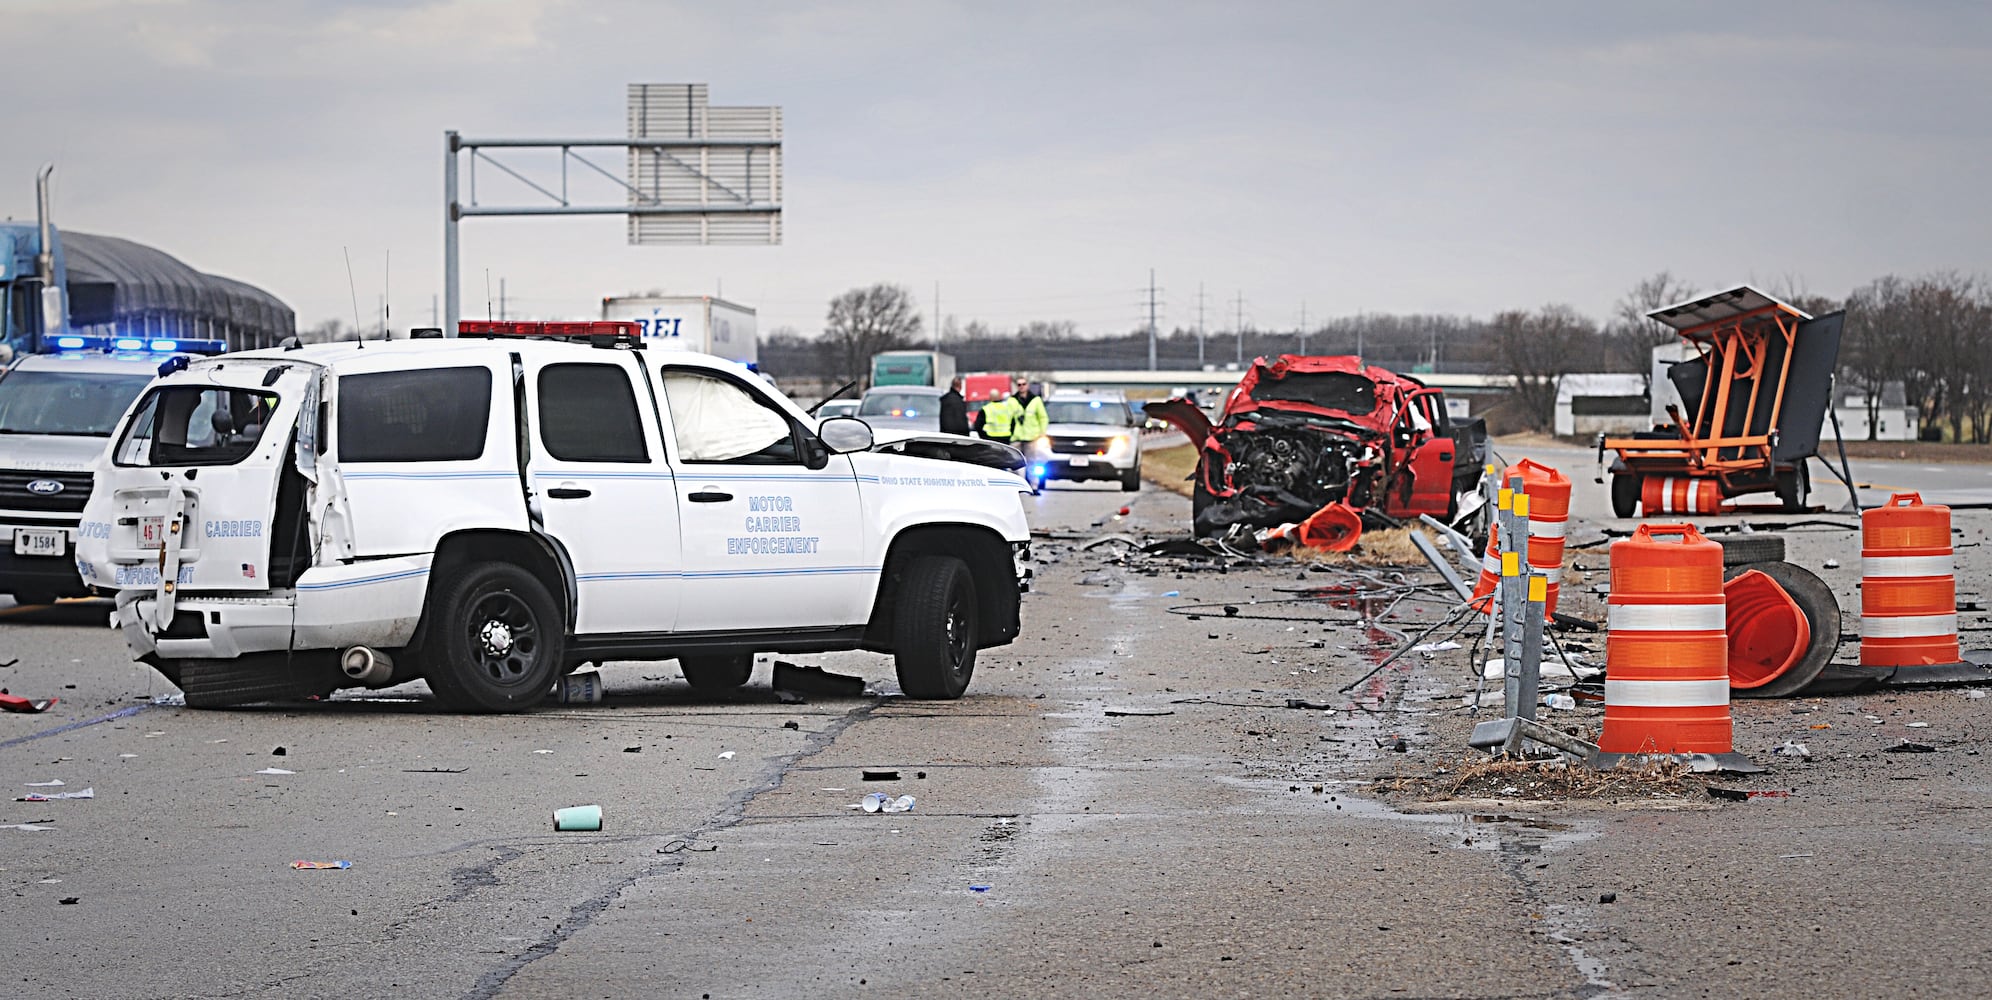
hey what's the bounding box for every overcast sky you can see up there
[5,0,1989,337]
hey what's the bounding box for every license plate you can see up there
[13,528,64,558]
[1069,457,1090,467]
[139,516,168,549]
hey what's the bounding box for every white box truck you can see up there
[602,295,758,367]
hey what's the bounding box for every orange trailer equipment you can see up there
[1602,285,1846,518]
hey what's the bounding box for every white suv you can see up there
[1022,390,1143,491]
[77,324,1033,711]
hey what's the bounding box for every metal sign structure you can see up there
[442,84,782,336]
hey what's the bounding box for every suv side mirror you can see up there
[817,416,874,454]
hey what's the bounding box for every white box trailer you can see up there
[602,295,758,366]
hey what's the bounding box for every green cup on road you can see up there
[552,804,603,832]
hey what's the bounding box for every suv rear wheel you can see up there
[893,555,978,699]
[423,563,564,713]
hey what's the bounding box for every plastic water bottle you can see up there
[1543,693,1576,711]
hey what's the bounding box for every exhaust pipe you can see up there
[341,645,394,687]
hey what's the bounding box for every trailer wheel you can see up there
[1610,473,1640,518]
[893,555,978,699]
[1775,463,1810,513]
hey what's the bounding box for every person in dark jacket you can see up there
[938,376,971,435]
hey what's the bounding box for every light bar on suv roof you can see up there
[457,320,641,349]
[49,335,229,356]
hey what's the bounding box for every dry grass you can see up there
[1141,442,1200,497]
[1286,526,1426,568]
[1374,755,1700,803]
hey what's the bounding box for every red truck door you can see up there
[1388,389,1455,516]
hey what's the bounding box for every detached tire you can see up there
[422,563,563,713]
[893,555,979,699]
[1610,473,1640,518]
[680,653,753,691]
[177,654,341,709]
[1716,533,1785,567]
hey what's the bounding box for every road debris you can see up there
[1884,742,1937,753]
[861,769,900,781]
[255,768,294,775]
[860,792,915,813]
[0,692,58,713]
[557,671,604,704]
[17,787,93,801]
[552,805,604,831]
[1771,742,1812,758]
[1104,708,1174,717]
[289,860,352,870]
[772,661,867,697]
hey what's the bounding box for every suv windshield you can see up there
[858,392,939,418]
[0,369,155,436]
[1045,400,1131,425]
[114,386,281,467]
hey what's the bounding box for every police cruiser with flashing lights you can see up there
[1020,390,1144,492]
[0,335,228,605]
[75,321,1035,711]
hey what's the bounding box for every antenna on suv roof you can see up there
[343,246,364,350]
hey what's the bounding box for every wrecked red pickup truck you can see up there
[1145,355,1488,538]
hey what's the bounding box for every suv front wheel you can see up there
[423,563,564,713]
[893,555,978,699]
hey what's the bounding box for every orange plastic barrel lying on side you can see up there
[1468,459,1569,618]
[1860,492,1960,667]
[1641,476,1722,516]
[1600,523,1732,755]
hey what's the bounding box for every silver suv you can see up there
[1022,390,1143,492]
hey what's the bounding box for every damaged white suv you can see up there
[76,323,1033,711]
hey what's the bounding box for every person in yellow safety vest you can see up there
[1010,376,1049,444]
[978,388,1022,443]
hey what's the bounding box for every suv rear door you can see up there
[519,354,681,635]
[103,363,311,593]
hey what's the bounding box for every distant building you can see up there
[1555,373,1648,437]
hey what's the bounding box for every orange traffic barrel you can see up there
[1600,523,1731,755]
[1860,492,1959,667]
[1469,459,1569,617]
[1642,476,1722,516]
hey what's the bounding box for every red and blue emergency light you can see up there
[50,335,228,356]
[457,320,641,349]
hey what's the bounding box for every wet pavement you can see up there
[2,452,1990,997]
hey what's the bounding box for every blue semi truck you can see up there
[0,167,295,604]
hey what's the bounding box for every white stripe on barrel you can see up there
[1528,520,1567,539]
[1609,602,1726,632]
[1605,678,1730,708]
[1861,613,1959,639]
[1862,554,1954,578]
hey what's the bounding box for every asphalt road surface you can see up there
[3,452,1990,999]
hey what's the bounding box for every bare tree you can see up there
[823,284,923,386]
[1843,276,1909,440]
[1495,305,1603,431]
[1601,271,1694,382]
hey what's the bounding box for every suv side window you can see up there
[659,369,799,464]
[538,363,648,463]
[337,368,491,462]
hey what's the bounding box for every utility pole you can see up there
[1146,268,1159,371]
[499,278,507,322]
[1232,290,1246,366]
[1196,282,1207,369]
[934,281,941,350]
[1299,301,1308,355]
